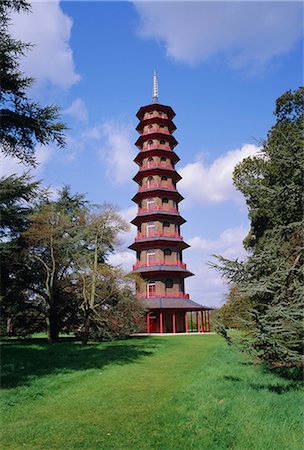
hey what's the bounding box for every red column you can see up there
[147,312,150,334]
[197,312,201,333]
[202,311,205,333]
[173,312,176,334]
[185,311,188,333]
[160,311,163,334]
[207,310,211,332]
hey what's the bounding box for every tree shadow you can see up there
[223,364,303,395]
[1,337,164,390]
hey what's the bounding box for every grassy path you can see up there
[1,335,303,449]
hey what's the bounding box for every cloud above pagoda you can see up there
[9,0,80,89]
[179,144,260,205]
[134,1,302,69]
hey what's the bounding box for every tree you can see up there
[211,87,304,367]
[213,285,251,330]
[24,187,87,342]
[0,173,42,336]
[77,265,145,342]
[74,205,130,344]
[0,0,67,165]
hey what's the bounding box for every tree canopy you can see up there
[0,0,67,165]
[212,87,304,367]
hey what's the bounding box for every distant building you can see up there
[130,72,212,333]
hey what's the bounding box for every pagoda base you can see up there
[144,305,212,334]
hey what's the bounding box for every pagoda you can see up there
[130,72,212,333]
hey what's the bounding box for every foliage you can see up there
[0,0,67,165]
[211,87,304,367]
[0,173,43,337]
[72,205,139,343]
[23,187,87,342]
[85,268,146,341]
[213,285,251,329]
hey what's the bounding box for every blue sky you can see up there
[2,1,303,306]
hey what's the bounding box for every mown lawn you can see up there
[1,335,303,449]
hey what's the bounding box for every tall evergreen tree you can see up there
[0,173,42,335]
[211,87,304,367]
[0,0,67,165]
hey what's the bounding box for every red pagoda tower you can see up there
[130,72,212,333]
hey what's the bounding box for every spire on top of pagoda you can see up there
[152,70,159,104]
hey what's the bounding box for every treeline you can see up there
[0,178,145,343]
[212,87,304,368]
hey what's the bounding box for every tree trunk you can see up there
[82,311,91,345]
[6,317,13,334]
[46,306,59,343]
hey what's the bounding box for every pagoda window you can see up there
[165,279,173,289]
[160,139,165,145]
[147,198,155,211]
[164,248,172,256]
[160,124,165,128]
[147,222,155,236]
[147,140,153,149]
[147,157,154,167]
[147,176,154,187]
[162,197,169,204]
[163,221,170,231]
[161,176,168,182]
[147,281,156,297]
[160,156,166,164]
[147,250,156,266]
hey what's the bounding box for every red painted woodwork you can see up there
[139,162,173,171]
[130,96,213,333]
[135,232,183,241]
[138,206,179,214]
[143,128,171,135]
[137,292,190,299]
[138,183,176,192]
[141,144,172,152]
[133,260,187,270]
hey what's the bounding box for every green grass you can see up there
[1,335,303,450]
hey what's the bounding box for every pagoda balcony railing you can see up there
[138,183,176,192]
[141,144,172,152]
[136,292,190,299]
[138,206,179,214]
[142,128,171,136]
[135,231,183,241]
[133,260,187,270]
[139,162,173,171]
[144,113,168,120]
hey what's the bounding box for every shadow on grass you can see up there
[223,368,303,395]
[1,337,164,390]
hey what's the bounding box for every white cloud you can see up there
[134,2,302,68]
[108,251,136,271]
[185,225,249,307]
[0,145,55,178]
[97,121,136,186]
[10,1,80,88]
[64,98,88,124]
[188,225,248,260]
[179,144,261,205]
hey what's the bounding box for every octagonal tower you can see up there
[130,72,212,333]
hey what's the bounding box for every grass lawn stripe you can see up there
[1,335,303,449]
